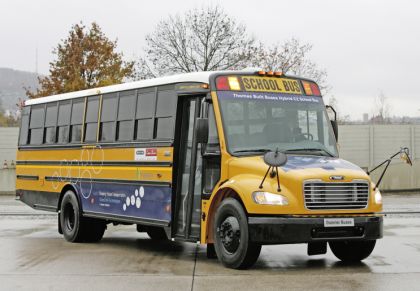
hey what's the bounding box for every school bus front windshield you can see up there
[216,90,338,157]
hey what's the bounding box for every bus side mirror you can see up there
[325,105,338,141]
[330,120,338,141]
[195,118,209,144]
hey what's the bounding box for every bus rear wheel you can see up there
[213,198,261,269]
[329,240,376,262]
[60,190,106,243]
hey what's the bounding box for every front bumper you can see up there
[248,215,383,244]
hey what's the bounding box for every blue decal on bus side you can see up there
[76,183,171,222]
[281,156,362,172]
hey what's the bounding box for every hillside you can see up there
[0,68,39,111]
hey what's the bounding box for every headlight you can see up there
[252,191,289,205]
[374,188,382,204]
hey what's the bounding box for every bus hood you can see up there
[228,154,370,185]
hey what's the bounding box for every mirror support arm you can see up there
[367,148,412,190]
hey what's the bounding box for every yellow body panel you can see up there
[16,147,173,194]
[200,91,382,244]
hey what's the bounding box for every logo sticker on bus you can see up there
[135,148,158,161]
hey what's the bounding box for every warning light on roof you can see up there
[228,77,241,91]
[302,81,321,96]
[310,83,321,96]
[303,82,313,95]
[216,76,230,90]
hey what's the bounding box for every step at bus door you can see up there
[173,96,204,241]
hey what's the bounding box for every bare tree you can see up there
[249,39,328,91]
[372,91,391,124]
[136,6,255,79]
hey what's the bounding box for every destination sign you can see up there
[240,76,303,95]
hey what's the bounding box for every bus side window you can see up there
[136,90,156,140]
[29,104,45,145]
[19,106,30,145]
[155,89,176,139]
[100,93,118,142]
[70,99,84,143]
[44,103,57,144]
[84,96,100,142]
[57,101,71,144]
[117,91,136,141]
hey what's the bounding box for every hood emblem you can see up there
[330,175,345,181]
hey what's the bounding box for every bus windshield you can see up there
[217,91,338,157]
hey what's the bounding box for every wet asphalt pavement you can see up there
[0,194,419,291]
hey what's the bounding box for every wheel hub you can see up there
[218,216,241,253]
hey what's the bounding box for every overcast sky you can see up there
[1,0,419,119]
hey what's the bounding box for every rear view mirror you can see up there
[400,147,413,166]
[330,120,338,141]
[195,118,209,144]
[325,105,338,141]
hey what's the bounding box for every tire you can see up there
[213,198,261,269]
[329,240,376,262]
[60,190,106,243]
[146,226,168,241]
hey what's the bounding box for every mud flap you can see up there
[308,242,327,256]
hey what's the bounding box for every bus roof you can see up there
[25,71,223,106]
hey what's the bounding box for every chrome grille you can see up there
[303,180,369,210]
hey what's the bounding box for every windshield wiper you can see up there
[284,148,334,157]
[233,148,271,154]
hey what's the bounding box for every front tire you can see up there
[329,240,376,262]
[60,190,106,243]
[213,198,261,269]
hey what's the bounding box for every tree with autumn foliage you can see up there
[27,22,135,98]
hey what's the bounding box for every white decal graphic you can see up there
[123,186,144,211]
[51,145,105,199]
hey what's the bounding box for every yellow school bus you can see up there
[16,71,383,269]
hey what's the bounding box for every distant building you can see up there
[363,113,369,123]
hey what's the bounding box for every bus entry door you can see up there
[173,97,203,241]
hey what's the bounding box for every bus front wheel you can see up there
[213,198,261,269]
[329,240,376,262]
[60,190,106,243]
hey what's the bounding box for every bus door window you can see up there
[176,99,196,235]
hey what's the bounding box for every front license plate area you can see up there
[324,218,354,227]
